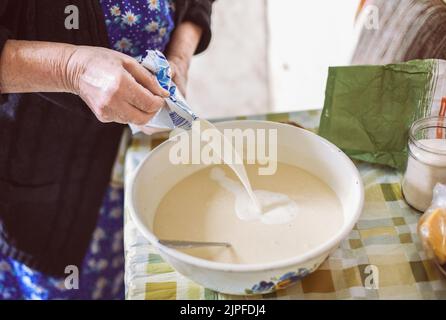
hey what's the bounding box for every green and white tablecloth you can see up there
[121,110,446,300]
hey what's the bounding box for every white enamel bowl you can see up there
[128,121,364,295]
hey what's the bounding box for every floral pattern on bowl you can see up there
[245,266,316,295]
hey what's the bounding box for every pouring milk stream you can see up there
[133,50,298,225]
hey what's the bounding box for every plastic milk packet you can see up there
[418,183,446,275]
[129,50,198,134]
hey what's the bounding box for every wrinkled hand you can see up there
[168,57,189,97]
[66,46,169,125]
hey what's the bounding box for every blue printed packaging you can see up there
[130,50,198,134]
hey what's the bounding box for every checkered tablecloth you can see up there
[122,110,446,300]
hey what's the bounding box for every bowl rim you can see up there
[128,120,364,273]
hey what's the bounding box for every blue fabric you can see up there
[0,0,175,300]
[0,186,125,300]
[100,0,175,59]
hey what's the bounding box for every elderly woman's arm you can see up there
[166,0,215,96]
[166,21,203,96]
[0,41,76,94]
[0,40,169,125]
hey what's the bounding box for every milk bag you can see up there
[129,50,198,134]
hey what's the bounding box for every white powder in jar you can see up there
[402,139,446,211]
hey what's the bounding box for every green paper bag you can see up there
[319,59,446,171]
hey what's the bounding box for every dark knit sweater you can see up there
[0,0,214,276]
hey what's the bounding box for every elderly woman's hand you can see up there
[66,46,169,125]
[168,58,189,97]
[0,40,169,126]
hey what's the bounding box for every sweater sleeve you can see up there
[177,0,216,54]
[0,1,11,103]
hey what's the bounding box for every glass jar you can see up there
[402,116,446,212]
